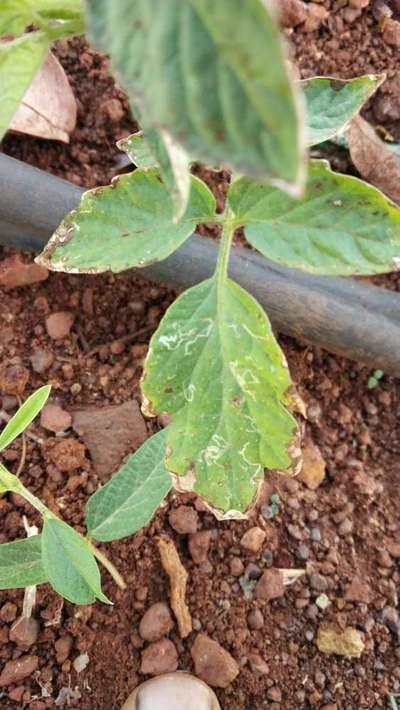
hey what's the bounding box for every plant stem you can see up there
[216,215,235,283]
[89,542,127,591]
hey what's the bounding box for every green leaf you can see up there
[0,385,51,452]
[141,277,300,513]
[228,159,400,276]
[302,74,384,147]
[38,169,216,273]
[0,535,47,589]
[0,0,83,34]
[41,518,110,604]
[0,33,50,141]
[118,132,158,170]
[86,430,172,542]
[118,128,191,221]
[85,0,305,194]
[0,0,33,35]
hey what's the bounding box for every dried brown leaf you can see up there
[10,52,76,143]
[157,536,192,638]
[347,115,400,204]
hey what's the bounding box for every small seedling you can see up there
[367,369,384,389]
[0,387,172,604]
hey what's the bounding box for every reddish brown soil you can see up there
[1,6,400,709]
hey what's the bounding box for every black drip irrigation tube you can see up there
[1,153,400,376]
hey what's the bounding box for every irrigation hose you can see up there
[0,153,399,376]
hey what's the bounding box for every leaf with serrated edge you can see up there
[302,74,384,147]
[42,518,110,604]
[37,169,216,273]
[86,430,172,542]
[0,33,50,141]
[0,536,47,589]
[85,0,305,195]
[0,386,51,452]
[141,277,300,514]
[228,159,400,276]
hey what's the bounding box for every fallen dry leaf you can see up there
[347,115,400,204]
[72,401,147,480]
[158,536,192,638]
[10,52,76,143]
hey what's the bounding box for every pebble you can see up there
[240,527,266,553]
[139,603,174,642]
[316,627,365,658]
[338,518,353,536]
[310,573,328,592]
[297,544,310,561]
[191,633,239,688]
[9,617,39,647]
[0,655,39,686]
[344,577,372,604]
[188,530,212,564]
[382,18,400,45]
[0,602,17,622]
[310,527,322,542]
[247,608,264,630]
[229,557,244,577]
[45,312,75,339]
[54,635,73,664]
[140,639,178,675]
[248,652,269,675]
[30,349,54,374]
[168,505,198,534]
[48,438,87,472]
[387,541,400,558]
[267,686,282,702]
[278,0,308,27]
[0,365,29,396]
[40,404,72,433]
[381,606,400,637]
[298,439,326,489]
[0,255,48,289]
[255,568,285,601]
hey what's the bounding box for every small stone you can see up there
[278,0,308,27]
[188,530,212,564]
[299,439,326,490]
[9,617,39,647]
[0,602,17,622]
[30,350,54,374]
[316,627,365,658]
[315,594,331,610]
[168,506,198,534]
[40,404,72,433]
[310,573,328,593]
[191,633,239,688]
[297,544,310,561]
[248,652,269,675]
[387,541,400,558]
[311,527,322,542]
[255,568,285,601]
[0,255,48,289]
[103,98,124,123]
[240,527,266,554]
[338,518,353,536]
[139,603,174,642]
[47,438,87,472]
[382,18,400,46]
[230,557,244,577]
[55,635,73,664]
[73,652,90,673]
[0,365,29,396]
[140,639,178,675]
[344,577,372,604]
[349,0,370,6]
[247,608,264,630]
[45,312,74,339]
[301,2,329,31]
[0,655,39,686]
[381,606,400,637]
[377,549,393,567]
[267,686,282,702]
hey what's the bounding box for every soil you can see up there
[1,6,400,709]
